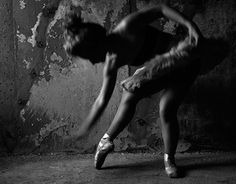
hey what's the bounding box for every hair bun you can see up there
[63,11,82,30]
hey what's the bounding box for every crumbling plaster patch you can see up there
[19,0,26,9]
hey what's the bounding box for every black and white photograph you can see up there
[0,0,236,183]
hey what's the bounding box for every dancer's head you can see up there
[63,13,107,63]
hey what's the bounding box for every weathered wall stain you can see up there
[0,0,235,154]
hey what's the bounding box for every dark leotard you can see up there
[132,25,173,67]
[122,25,202,96]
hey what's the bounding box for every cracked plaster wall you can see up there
[12,0,130,154]
[0,0,236,154]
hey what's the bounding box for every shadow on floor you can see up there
[102,159,163,171]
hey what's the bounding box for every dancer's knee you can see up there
[121,90,139,104]
[159,97,178,123]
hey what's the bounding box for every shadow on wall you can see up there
[199,37,230,75]
[0,119,17,154]
[127,0,235,151]
[179,0,236,150]
[182,36,236,149]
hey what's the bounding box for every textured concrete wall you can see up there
[0,0,17,153]
[0,0,235,154]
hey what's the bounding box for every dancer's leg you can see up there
[159,88,181,156]
[106,90,140,140]
[159,83,190,178]
[94,90,140,169]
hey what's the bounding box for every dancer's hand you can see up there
[121,67,147,92]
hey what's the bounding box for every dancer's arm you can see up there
[123,3,200,45]
[121,37,195,93]
[77,54,118,136]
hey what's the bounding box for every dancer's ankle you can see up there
[164,153,175,161]
[102,133,111,140]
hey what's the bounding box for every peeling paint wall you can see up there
[0,0,236,154]
[12,0,130,154]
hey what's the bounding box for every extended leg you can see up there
[106,90,139,140]
[94,90,140,169]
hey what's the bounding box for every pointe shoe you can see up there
[164,153,179,178]
[94,136,114,169]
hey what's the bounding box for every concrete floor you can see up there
[0,151,236,184]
